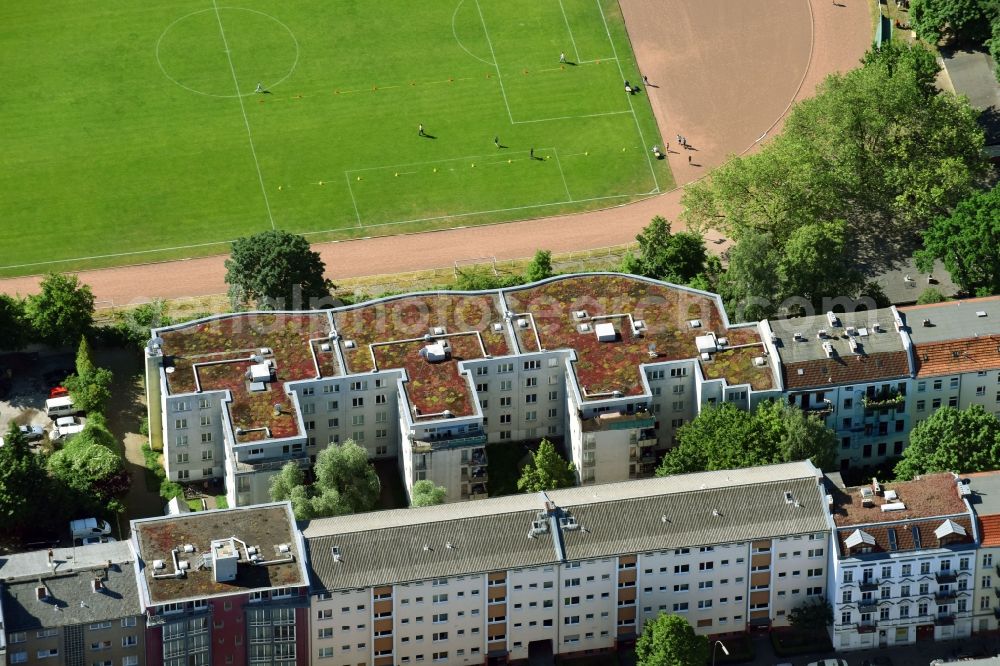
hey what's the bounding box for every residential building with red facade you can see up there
[130,502,310,666]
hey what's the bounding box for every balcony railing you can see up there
[858,598,878,608]
[412,432,488,452]
[805,400,834,416]
[862,390,905,410]
[860,580,879,592]
[934,590,957,603]
[934,614,956,626]
[935,571,958,584]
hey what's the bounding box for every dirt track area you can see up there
[0,0,871,305]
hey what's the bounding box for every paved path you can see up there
[0,0,872,304]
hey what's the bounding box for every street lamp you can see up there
[711,640,729,666]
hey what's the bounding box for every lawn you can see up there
[0,0,668,277]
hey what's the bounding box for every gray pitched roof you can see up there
[304,462,826,591]
[554,476,828,561]
[0,542,140,630]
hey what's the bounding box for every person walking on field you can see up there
[494,136,500,149]
[419,123,426,137]
[560,52,566,63]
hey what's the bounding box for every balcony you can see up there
[469,483,488,500]
[934,614,956,626]
[412,431,488,452]
[934,590,957,603]
[862,389,905,410]
[637,428,657,446]
[936,571,958,584]
[859,598,878,608]
[805,399,834,416]
[235,453,309,473]
[582,410,655,433]
[860,580,879,592]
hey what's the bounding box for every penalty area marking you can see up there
[452,0,496,66]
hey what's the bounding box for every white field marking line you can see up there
[513,109,631,125]
[155,6,300,99]
[474,0,514,124]
[300,191,649,237]
[577,56,616,64]
[594,0,659,193]
[343,149,537,176]
[557,0,581,63]
[452,0,495,66]
[551,147,573,201]
[211,0,276,229]
[1,188,654,271]
[345,173,363,227]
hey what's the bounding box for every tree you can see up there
[894,405,1000,479]
[917,287,947,304]
[719,233,781,322]
[63,336,113,413]
[517,439,576,492]
[25,273,95,347]
[635,613,709,666]
[48,417,128,504]
[916,183,1000,295]
[911,0,993,44]
[657,401,837,476]
[524,250,554,283]
[224,230,332,309]
[778,220,863,310]
[411,480,447,507]
[788,599,833,637]
[682,43,988,260]
[0,422,50,535]
[0,294,29,351]
[268,441,380,519]
[623,217,707,284]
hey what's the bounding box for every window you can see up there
[674,564,689,574]
[352,397,364,408]
[123,658,139,666]
[174,418,187,429]
[672,602,689,612]
[122,636,137,647]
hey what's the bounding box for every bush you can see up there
[160,481,184,501]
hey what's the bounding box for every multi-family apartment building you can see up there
[966,471,1000,634]
[0,541,145,666]
[826,472,978,651]
[899,297,1000,425]
[130,502,311,666]
[146,274,780,507]
[302,460,830,665]
[769,309,914,471]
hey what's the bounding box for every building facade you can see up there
[826,472,977,650]
[303,461,831,665]
[130,502,311,666]
[0,541,145,666]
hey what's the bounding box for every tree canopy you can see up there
[917,183,1000,295]
[270,440,380,520]
[911,0,994,44]
[25,273,95,347]
[64,337,114,413]
[411,480,447,507]
[48,415,128,503]
[682,43,987,289]
[0,295,29,351]
[657,401,838,476]
[621,216,707,285]
[225,230,332,309]
[636,613,709,666]
[0,423,49,535]
[788,599,833,637]
[517,439,576,492]
[524,249,554,283]
[894,405,1000,479]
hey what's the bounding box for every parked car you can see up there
[70,518,112,541]
[51,415,85,441]
[81,536,117,546]
[18,424,45,442]
[807,661,848,666]
[48,386,68,399]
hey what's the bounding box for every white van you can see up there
[51,416,85,441]
[70,517,112,541]
[45,396,78,418]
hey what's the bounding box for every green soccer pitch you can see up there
[0,0,669,277]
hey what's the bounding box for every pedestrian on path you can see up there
[688,155,692,164]
[642,75,649,86]
[419,123,426,137]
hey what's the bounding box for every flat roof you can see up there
[768,309,910,389]
[157,313,335,442]
[0,542,139,630]
[502,275,774,399]
[829,473,968,527]
[131,503,307,606]
[901,297,1000,344]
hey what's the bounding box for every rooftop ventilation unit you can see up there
[793,332,805,342]
[978,311,988,318]
[923,319,932,327]
[845,326,857,336]
[578,323,592,333]
[783,491,794,504]
[873,323,883,333]
[632,320,646,336]
[881,502,906,512]
[492,323,503,332]
[595,322,617,342]
[183,544,195,553]
[574,310,588,320]
[958,482,972,497]
[848,337,860,353]
[822,342,835,358]
[432,326,446,335]
[885,490,898,502]
[860,487,874,507]
[817,329,828,339]
[753,356,767,367]
[259,347,273,356]
[688,319,702,329]
[717,337,728,347]
[331,546,341,563]
[559,516,580,531]
[320,343,331,352]
[344,340,356,349]
[153,560,166,570]
[827,312,840,327]
[517,318,529,329]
